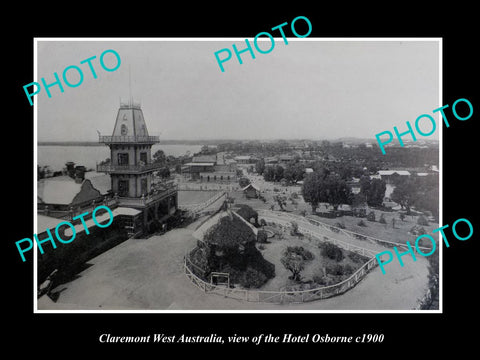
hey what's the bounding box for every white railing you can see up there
[257,209,431,252]
[184,216,379,304]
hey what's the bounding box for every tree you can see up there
[391,179,417,214]
[360,176,386,207]
[263,166,275,182]
[153,150,166,165]
[274,165,284,182]
[238,177,250,188]
[157,167,170,179]
[175,164,182,173]
[255,158,265,175]
[303,172,352,212]
[281,246,314,281]
[284,163,305,184]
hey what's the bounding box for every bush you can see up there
[257,230,268,243]
[299,210,307,217]
[348,252,369,264]
[410,225,427,235]
[259,218,267,227]
[367,211,376,222]
[327,264,345,276]
[344,264,355,276]
[379,214,387,224]
[335,222,346,229]
[417,215,429,226]
[258,244,266,250]
[399,213,406,221]
[357,220,367,227]
[320,242,344,262]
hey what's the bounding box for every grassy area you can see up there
[256,226,369,292]
[308,211,439,246]
[178,190,221,205]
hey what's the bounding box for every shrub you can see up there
[257,230,268,243]
[327,264,345,276]
[399,213,406,221]
[344,264,355,276]
[410,225,427,235]
[348,252,369,264]
[259,218,267,227]
[299,210,307,217]
[258,244,266,250]
[417,215,429,226]
[320,242,344,262]
[335,222,346,229]
[367,211,376,222]
[357,220,367,227]
[379,214,387,224]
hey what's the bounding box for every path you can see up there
[38,212,430,311]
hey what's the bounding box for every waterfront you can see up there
[37,144,203,171]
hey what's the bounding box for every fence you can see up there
[184,217,379,304]
[179,191,227,216]
[257,209,431,253]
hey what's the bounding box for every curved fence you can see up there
[257,209,431,253]
[184,217,380,304]
[179,191,227,216]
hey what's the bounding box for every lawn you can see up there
[307,210,440,246]
[178,190,221,205]
[256,225,370,292]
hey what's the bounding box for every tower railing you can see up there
[98,135,159,144]
[97,162,164,173]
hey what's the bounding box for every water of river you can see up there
[37,144,203,171]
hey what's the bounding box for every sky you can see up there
[36,39,440,142]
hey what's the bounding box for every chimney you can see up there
[74,165,86,183]
[65,162,75,179]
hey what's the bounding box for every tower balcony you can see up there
[115,184,178,208]
[99,135,160,145]
[97,162,164,174]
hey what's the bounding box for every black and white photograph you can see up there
[6,6,479,353]
[34,39,440,311]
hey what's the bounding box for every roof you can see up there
[38,177,83,205]
[192,155,217,163]
[378,170,411,176]
[111,104,149,138]
[37,206,141,234]
[183,162,215,167]
[241,183,260,191]
[84,172,111,195]
[234,156,251,160]
[192,210,258,242]
[305,168,314,173]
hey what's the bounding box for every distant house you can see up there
[234,155,252,164]
[242,183,260,199]
[377,170,411,184]
[183,152,237,182]
[305,168,314,174]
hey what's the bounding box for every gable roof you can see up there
[378,170,411,176]
[38,176,83,205]
[84,171,111,195]
[241,183,260,191]
[192,210,258,242]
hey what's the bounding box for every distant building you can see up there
[183,152,237,183]
[234,155,253,164]
[376,170,411,184]
[242,183,260,199]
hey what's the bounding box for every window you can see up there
[141,178,148,195]
[140,152,147,164]
[118,180,129,197]
[118,153,129,165]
